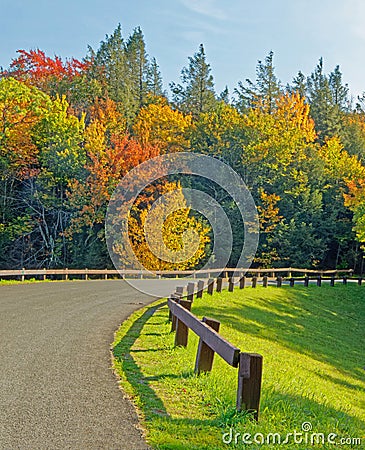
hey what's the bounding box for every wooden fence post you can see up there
[317,275,322,287]
[289,277,295,287]
[262,276,268,288]
[43,268,47,281]
[251,276,257,288]
[170,294,181,329]
[216,277,223,293]
[194,317,220,374]
[176,286,184,296]
[104,268,108,280]
[236,352,263,421]
[175,299,192,347]
[207,278,214,295]
[239,276,246,289]
[276,276,282,287]
[187,282,195,302]
[21,268,25,282]
[85,268,88,281]
[196,280,205,298]
[228,277,235,292]
[304,276,309,287]
[65,268,69,281]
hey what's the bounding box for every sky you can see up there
[1,0,365,99]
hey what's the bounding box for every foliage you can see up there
[1,25,365,270]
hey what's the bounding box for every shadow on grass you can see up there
[192,285,365,377]
[113,299,365,450]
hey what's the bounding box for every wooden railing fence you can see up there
[0,267,355,282]
[166,269,362,420]
[168,281,263,421]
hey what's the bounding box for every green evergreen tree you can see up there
[288,71,307,98]
[147,57,164,97]
[170,44,216,116]
[234,51,281,113]
[307,58,342,142]
[126,27,150,110]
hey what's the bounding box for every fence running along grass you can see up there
[0,267,355,282]
[168,281,263,421]
[166,270,364,421]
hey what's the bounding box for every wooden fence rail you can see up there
[165,269,361,420]
[168,292,263,420]
[0,267,355,282]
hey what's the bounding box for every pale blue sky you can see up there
[1,0,365,98]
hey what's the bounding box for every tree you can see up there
[126,183,211,270]
[133,98,192,153]
[306,59,344,143]
[234,51,281,113]
[170,44,216,116]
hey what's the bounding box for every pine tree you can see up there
[306,58,342,142]
[329,65,349,110]
[170,44,216,116]
[147,57,164,97]
[126,27,150,110]
[289,71,307,98]
[234,51,281,113]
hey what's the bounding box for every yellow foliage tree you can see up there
[133,98,192,153]
[127,183,211,271]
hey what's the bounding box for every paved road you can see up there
[0,281,158,450]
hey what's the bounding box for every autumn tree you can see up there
[126,183,211,270]
[133,98,192,153]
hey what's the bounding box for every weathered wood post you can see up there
[104,268,108,280]
[216,277,223,293]
[262,276,268,288]
[187,282,195,302]
[170,293,182,329]
[228,277,235,292]
[196,280,205,298]
[85,268,88,281]
[194,317,221,374]
[176,286,184,296]
[175,299,192,347]
[251,276,257,288]
[65,268,69,281]
[236,352,263,421]
[276,276,282,287]
[43,268,47,281]
[207,278,214,295]
[21,268,25,282]
[239,276,246,289]
[317,275,322,287]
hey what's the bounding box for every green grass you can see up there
[112,285,365,449]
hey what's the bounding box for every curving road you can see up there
[0,280,159,450]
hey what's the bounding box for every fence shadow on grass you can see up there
[192,286,365,378]
[112,299,364,449]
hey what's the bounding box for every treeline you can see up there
[1,24,365,271]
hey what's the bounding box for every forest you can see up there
[1,24,365,271]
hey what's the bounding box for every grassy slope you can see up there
[113,285,365,449]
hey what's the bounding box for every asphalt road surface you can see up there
[0,280,161,450]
